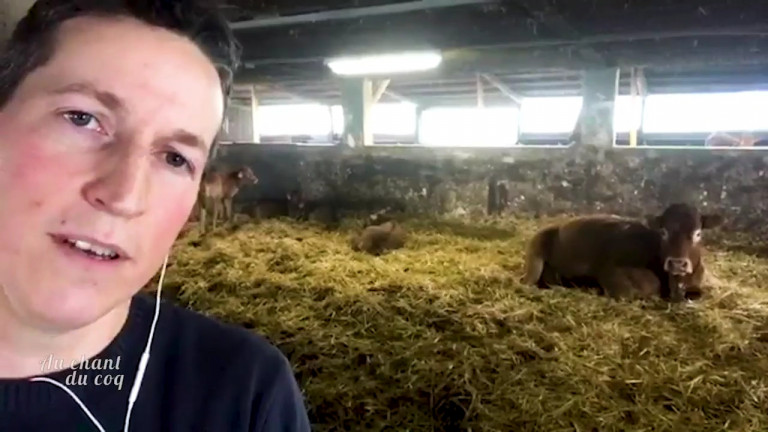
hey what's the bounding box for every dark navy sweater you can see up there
[0,293,311,431]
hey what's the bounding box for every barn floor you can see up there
[161,215,768,432]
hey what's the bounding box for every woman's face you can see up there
[0,15,224,331]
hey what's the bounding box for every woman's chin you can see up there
[5,285,129,332]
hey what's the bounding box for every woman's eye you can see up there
[64,111,101,131]
[165,151,190,170]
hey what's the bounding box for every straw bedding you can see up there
[156,215,768,431]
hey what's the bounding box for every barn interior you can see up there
[3,0,768,430]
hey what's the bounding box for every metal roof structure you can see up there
[222,0,768,106]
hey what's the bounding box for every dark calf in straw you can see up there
[351,220,407,256]
[522,203,723,302]
[197,165,258,233]
[252,190,304,220]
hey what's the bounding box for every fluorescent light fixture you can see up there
[326,51,442,76]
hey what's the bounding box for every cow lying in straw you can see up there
[350,220,407,256]
[197,165,258,233]
[522,203,724,302]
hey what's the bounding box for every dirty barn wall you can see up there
[214,143,768,234]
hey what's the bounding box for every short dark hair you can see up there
[0,0,241,153]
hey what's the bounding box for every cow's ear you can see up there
[701,214,724,229]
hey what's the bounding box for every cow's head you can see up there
[236,166,258,185]
[646,203,724,302]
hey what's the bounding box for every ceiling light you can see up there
[326,51,442,76]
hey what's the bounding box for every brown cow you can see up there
[535,261,662,300]
[522,203,723,302]
[350,220,407,256]
[197,165,258,233]
[645,203,723,301]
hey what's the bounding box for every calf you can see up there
[291,193,341,228]
[350,220,407,256]
[251,190,304,220]
[197,165,258,233]
[522,203,723,302]
[646,203,723,301]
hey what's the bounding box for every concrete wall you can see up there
[214,143,768,235]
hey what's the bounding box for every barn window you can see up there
[371,103,418,141]
[643,91,768,133]
[519,96,582,135]
[259,104,334,137]
[613,95,644,133]
[330,105,344,135]
[417,106,520,147]
[328,103,417,144]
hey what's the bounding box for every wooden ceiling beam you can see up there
[480,73,524,106]
[229,0,498,30]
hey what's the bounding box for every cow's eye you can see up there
[659,228,668,240]
[692,229,702,243]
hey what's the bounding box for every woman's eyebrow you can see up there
[48,81,125,113]
[164,129,208,154]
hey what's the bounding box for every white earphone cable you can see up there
[30,254,168,432]
[123,253,167,431]
[28,376,107,432]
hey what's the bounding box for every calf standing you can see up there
[197,165,258,233]
[522,203,723,302]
